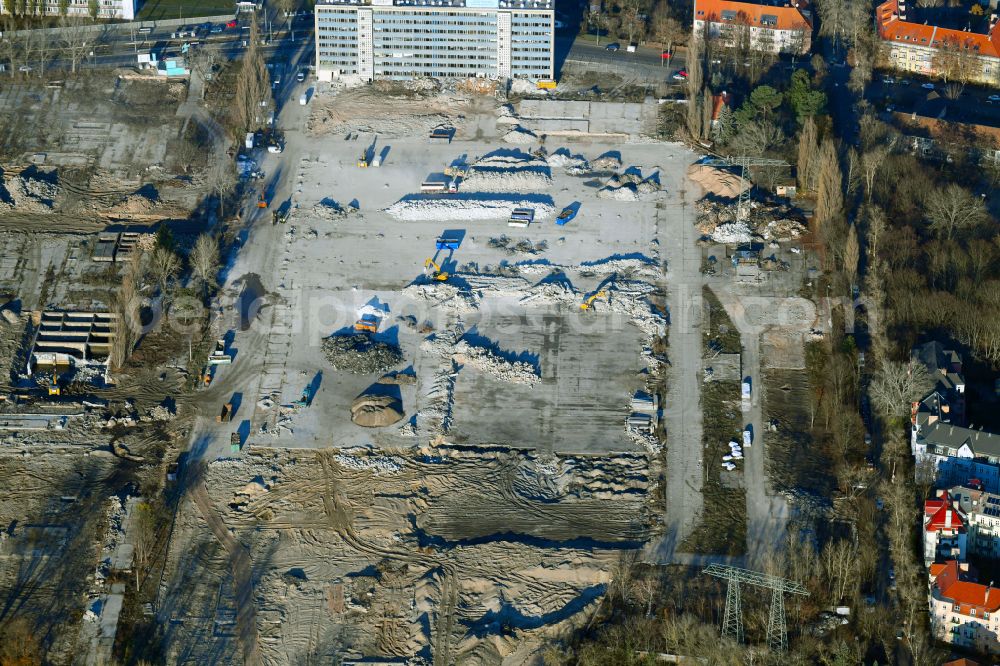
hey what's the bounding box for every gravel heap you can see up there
[322,334,404,374]
[502,126,537,144]
[453,339,540,386]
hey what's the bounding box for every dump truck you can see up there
[256,193,268,208]
[230,432,240,453]
[428,128,452,143]
[508,207,535,228]
[435,235,460,251]
[217,402,233,423]
[556,206,577,226]
[208,339,232,365]
[741,378,751,412]
[272,209,289,225]
[354,314,379,333]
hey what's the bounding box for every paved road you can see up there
[647,170,707,563]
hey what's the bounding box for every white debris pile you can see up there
[460,153,552,192]
[597,170,662,202]
[0,167,60,212]
[546,150,589,170]
[402,281,481,312]
[312,198,353,220]
[415,327,464,435]
[496,104,519,125]
[502,126,538,144]
[590,153,622,170]
[509,78,537,95]
[711,221,753,244]
[385,196,555,221]
[606,280,667,338]
[579,257,660,278]
[453,339,541,386]
[519,279,578,305]
[334,454,404,475]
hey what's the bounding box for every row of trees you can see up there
[0,17,97,76]
[583,0,686,50]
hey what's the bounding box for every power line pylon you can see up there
[699,155,789,221]
[704,563,809,652]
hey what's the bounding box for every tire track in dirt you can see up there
[433,566,456,666]
[190,480,261,666]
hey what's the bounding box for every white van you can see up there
[299,92,307,106]
[626,43,637,53]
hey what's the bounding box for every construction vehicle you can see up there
[424,258,449,281]
[444,165,466,178]
[202,367,213,386]
[272,209,288,225]
[208,339,232,365]
[580,290,607,311]
[556,206,578,226]
[428,127,452,143]
[357,153,368,168]
[508,207,535,228]
[230,432,241,453]
[354,314,379,333]
[536,79,557,90]
[292,384,314,408]
[421,180,447,193]
[256,193,268,208]
[217,402,233,423]
[47,370,61,396]
[435,234,461,251]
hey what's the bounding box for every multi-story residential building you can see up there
[692,0,812,55]
[315,0,553,82]
[948,483,1000,560]
[929,560,1000,654]
[0,0,135,19]
[912,341,967,429]
[913,422,1000,492]
[876,0,1000,85]
[925,491,968,565]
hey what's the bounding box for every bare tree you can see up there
[650,2,683,56]
[870,358,933,419]
[149,246,180,295]
[860,142,892,201]
[234,19,272,133]
[619,0,645,45]
[815,138,844,229]
[844,222,859,282]
[797,116,818,192]
[821,537,859,603]
[925,183,989,239]
[60,18,92,75]
[190,233,219,298]
[729,118,783,156]
[207,157,236,219]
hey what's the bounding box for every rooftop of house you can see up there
[943,658,986,666]
[925,491,967,532]
[693,0,812,31]
[876,0,1000,57]
[920,422,1000,459]
[931,560,1000,614]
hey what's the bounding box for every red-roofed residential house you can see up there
[876,0,1000,85]
[693,0,812,55]
[924,490,968,565]
[930,560,1000,654]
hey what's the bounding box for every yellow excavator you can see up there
[424,258,449,282]
[47,370,61,396]
[580,291,607,311]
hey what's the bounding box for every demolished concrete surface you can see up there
[150,83,698,665]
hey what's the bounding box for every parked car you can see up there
[882,76,894,84]
[989,94,1000,102]
[296,70,306,82]
[672,70,687,80]
[921,82,936,89]
[210,25,223,34]
[605,43,620,51]
[226,19,238,28]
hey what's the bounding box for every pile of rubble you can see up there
[597,170,662,202]
[109,190,158,216]
[487,235,548,255]
[322,334,404,374]
[502,126,538,144]
[453,339,540,386]
[333,453,405,475]
[696,199,807,243]
[312,198,354,221]
[0,167,60,212]
[385,196,555,222]
[590,153,622,171]
[460,152,552,192]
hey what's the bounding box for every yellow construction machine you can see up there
[357,152,369,168]
[580,291,607,311]
[424,258,449,282]
[47,370,61,396]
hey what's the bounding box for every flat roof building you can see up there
[1,0,135,19]
[315,0,554,82]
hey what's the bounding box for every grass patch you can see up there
[136,0,234,21]
[682,379,747,556]
[703,286,741,354]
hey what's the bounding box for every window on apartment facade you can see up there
[721,9,736,20]
[760,14,777,26]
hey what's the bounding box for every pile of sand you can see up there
[688,163,749,198]
[351,393,405,427]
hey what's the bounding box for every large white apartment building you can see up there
[315,0,553,82]
[1,0,135,19]
[692,0,812,55]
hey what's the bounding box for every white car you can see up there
[921,82,936,90]
[989,94,1000,102]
